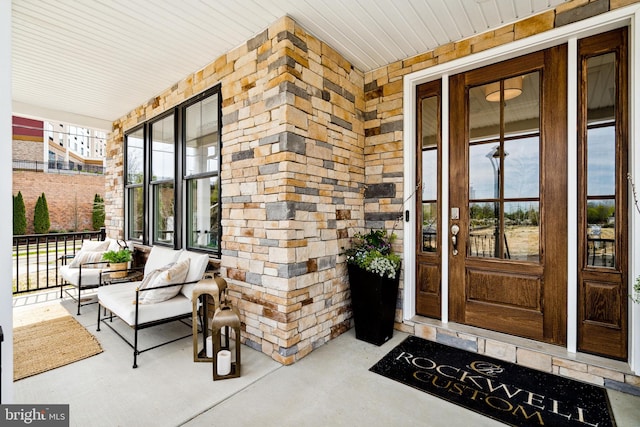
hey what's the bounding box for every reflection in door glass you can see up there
[504,202,539,262]
[421,95,438,253]
[468,202,498,258]
[585,53,616,268]
[586,200,615,267]
[422,203,437,252]
[468,71,540,262]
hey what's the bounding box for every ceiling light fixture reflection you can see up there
[485,76,524,102]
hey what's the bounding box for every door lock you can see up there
[451,224,460,256]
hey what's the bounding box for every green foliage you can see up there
[13,191,27,235]
[587,202,614,224]
[345,229,401,279]
[102,249,132,263]
[92,194,105,231]
[33,193,50,234]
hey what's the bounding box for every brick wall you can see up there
[13,171,105,233]
[12,138,42,161]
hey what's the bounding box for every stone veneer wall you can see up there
[362,0,640,393]
[106,0,640,390]
[107,16,364,364]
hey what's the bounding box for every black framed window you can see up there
[150,113,176,245]
[125,127,144,241]
[184,91,221,252]
[123,85,221,255]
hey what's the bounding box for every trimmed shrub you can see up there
[33,193,51,234]
[92,194,105,231]
[13,191,27,235]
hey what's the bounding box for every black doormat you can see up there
[370,336,616,427]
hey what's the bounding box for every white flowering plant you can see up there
[345,229,401,279]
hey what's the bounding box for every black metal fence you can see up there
[12,229,106,295]
[13,159,104,175]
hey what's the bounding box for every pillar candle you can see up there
[217,350,231,375]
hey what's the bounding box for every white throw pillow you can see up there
[138,258,190,304]
[69,250,106,268]
[143,246,182,277]
[177,252,210,301]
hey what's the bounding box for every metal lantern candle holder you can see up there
[191,276,227,362]
[211,299,241,380]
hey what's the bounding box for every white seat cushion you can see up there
[98,281,192,325]
[60,264,105,287]
[177,251,210,300]
[143,246,182,276]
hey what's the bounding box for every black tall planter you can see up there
[347,264,400,346]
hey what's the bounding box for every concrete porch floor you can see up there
[11,290,640,427]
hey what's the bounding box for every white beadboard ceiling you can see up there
[11,0,567,130]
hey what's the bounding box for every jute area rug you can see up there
[13,303,103,381]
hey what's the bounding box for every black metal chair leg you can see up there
[96,303,101,331]
[133,327,139,368]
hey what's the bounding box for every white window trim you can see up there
[403,4,640,372]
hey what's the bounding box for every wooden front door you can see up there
[415,29,629,359]
[447,48,568,345]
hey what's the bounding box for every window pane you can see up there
[422,202,437,252]
[469,202,498,258]
[586,199,615,267]
[153,183,174,244]
[187,177,219,251]
[504,201,540,262]
[504,137,539,199]
[504,72,539,138]
[469,84,500,143]
[587,126,615,196]
[151,115,174,181]
[585,53,616,269]
[469,144,500,200]
[128,187,144,241]
[421,150,437,200]
[126,128,144,185]
[420,95,438,254]
[186,94,219,176]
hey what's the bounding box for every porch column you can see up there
[1,0,14,403]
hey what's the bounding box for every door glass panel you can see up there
[587,126,615,196]
[468,72,540,262]
[504,201,539,261]
[422,202,437,252]
[469,202,498,258]
[585,53,616,268]
[469,144,499,200]
[504,137,539,199]
[586,199,615,267]
[420,95,438,253]
[469,85,500,143]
